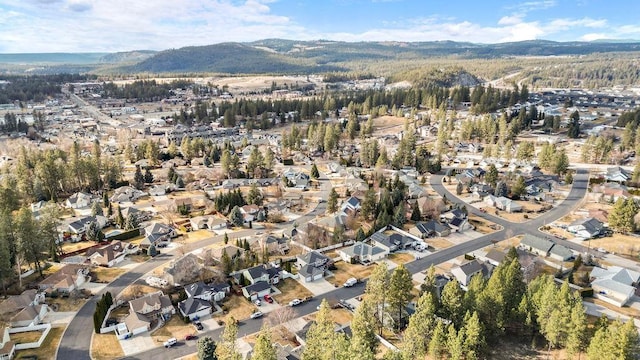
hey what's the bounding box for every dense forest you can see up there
[0,74,94,103]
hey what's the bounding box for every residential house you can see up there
[591,266,640,307]
[243,265,281,285]
[184,282,217,302]
[110,186,146,203]
[470,184,493,199]
[604,166,632,183]
[7,304,49,328]
[451,260,492,287]
[519,235,554,257]
[178,298,212,321]
[190,216,227,231]
[370,232,416,253]
[173,198,193,211]
[485,195,522,213]
[447,217,471,232]
[39,264,89,293]
[68,215,108,234]
[519,235,573,261]
[568,217,605,239]
[85,241,138,267]
[163,253,202,286]
[0,290,48,328]
[484,249,507,267]
[65,191,96,209]
[210,245,244,263]
[594,183,631,202]
[242,281,272,301]
[0,326,15,360]
[240,205,262,223]
[141,222,177,248]
[409,220,451,239]
[296,251,332,283]
[260,235,290,255]
[338,241,387,264]
[128,291,175,322]
[441,209,467,222]
[340,197,361,215]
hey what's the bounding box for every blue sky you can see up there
[0,0,639,53]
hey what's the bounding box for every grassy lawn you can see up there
[587,233,640,257]
[388,253,415,265]
[91,332,124,360]
[244,326,300,348]
[128,253,151,263]
[10,330,45,344]
[109,305,130,321]
[127,235,147,246]
[273,278,313,305]
[118,284,160,302]
[185,230,213,243]
[218,295,259,323]
[46,297,87,312]
[327,261,376,287]
[151,316,196,343]
[90,267,127,283]
[61,241,98,254]
[14,325,64,360]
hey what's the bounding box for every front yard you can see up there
[46,297,87,312]
[151,316,197,344]
[218,295,259,323]
[91,333,124,360]
[388,253,415,265]
[90,267,127,283]
[272,278,313,305]
[468,215,499,234]
[327,261,376,287]
[305,308,353,326]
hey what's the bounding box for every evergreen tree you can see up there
[115,205,124,228]
[388,264,413,331]
[133,166,145,190]
[456,181,463,195]
[355,227,366,241]
[215,317,241,360]
[609,198,639,233]
[310,163,319,179]
[197,336,217,360]
[440,279,465,328]
[401,291,437,360]
[392,204,406,228]
[350,298,377,359]
[144,168,154,183]
[229,206,244,227]
[252,325,276,360]
[365,262,390,335]
[447,324,465,360]
[511,176,526,199]
[428,321,448,360]
[462,311,484,360]
[91,201,103,217]
[410,203,422,221]
[327,188,339,214]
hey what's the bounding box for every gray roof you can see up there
[178,297,211,316]
[549,244,573,259]
[520,234,554,253]
[456,259,484,276]
[569,217,604,236]
[184,282,213,298]
[341,241,386,258]
[297,251,331,267]
[244,281,271,294]
[415,220,450,235]
[485,249,506,264]
[299,264,324,278]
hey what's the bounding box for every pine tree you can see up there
[197,336,217,360]
[566,302,587,358]
[365,262,390,335]
[462,311,484,359]
[447,324,464,360]
[401,292,437,360]
[252,325,276,360]
[410,203,421,221]
[216,317,241,360]
[144,168,154,183]
[310,163,319,179]
[388,264,413,331]
[302,299,338,360]
[229,206,244,227]
[392,204,406,228]
[428,321,447,360]
[485,164,498,187]
[440,279,465,327]
[133,166,145,190]
[327,188,339,214]
[350,298,377,359]
[115,205,124,228]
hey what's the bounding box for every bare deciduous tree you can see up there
[266,306,297,338]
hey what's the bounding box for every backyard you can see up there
[14,326,64,360]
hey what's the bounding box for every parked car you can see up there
[250,311,264,319]
[164,338,177,348]
[264,294,273,303]
[254,299,262,306]
[185,334,197,341]
[194,322,204,331]
[343,277,357,287]
[289,299,302,306]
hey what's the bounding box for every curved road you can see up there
[58,169,590,360]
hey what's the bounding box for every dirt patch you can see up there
[118,284,160,302]
[273,279,313,305]
[244,326,300,348]
[217,295,259,323]
[428,237,455,250]
[46,297,87,312]
[468,215,499,234]
[495,236,523,252]
[184,229,213,243]
[14,325,64,360]
[388,253,415,265]
[90,267,127,283]
[128,254,151,263]
[306,308,353,326]
[91,332,124,360]
[586,234,640,257]
[151,316,196,343]
[327,262,376,287]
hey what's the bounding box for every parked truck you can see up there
[343,277,358,287]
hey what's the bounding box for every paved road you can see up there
[58,169,589,360]
[56,174,332,360]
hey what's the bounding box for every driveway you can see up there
[118,332,157,356]
[44,311,77,325]
[298,278,338,296]
[255,298,282,314]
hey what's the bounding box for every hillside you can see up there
[125,43,344,74]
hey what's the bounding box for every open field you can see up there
[273,279,313,305]
[586,234,640,257]
[327,261,376,287]
[151,316,196,343]
[428,237,455,250]
[14,326,64,360]
[388,253,415,265]
[91,333,124,360]
[218,295,258,323]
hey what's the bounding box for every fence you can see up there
[99,304,119,334]
[9,323,52,350]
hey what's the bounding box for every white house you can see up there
[451,260,491,287]
[338,241,387,264]
[65,192,96,209]
[178,298,212,321]
[567,218,605,239]
[296,251,331,283]
[591,266,640,307]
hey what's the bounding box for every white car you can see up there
[289,299,302,306]
[250,311,263,319]
[164,338,177,348]
[254,299,262,306]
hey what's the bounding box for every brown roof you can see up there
[0,340,14,357]
[10,305,44,323]
[588,209,609,223]
[86,241,127,264]
[39,264,88,288]
[211,245,244,260]
[124,311,150,331]
[129,292,172,314]
[0,290,37,315]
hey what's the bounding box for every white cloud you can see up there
[580,33,607,41]
[498,15,524,26]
